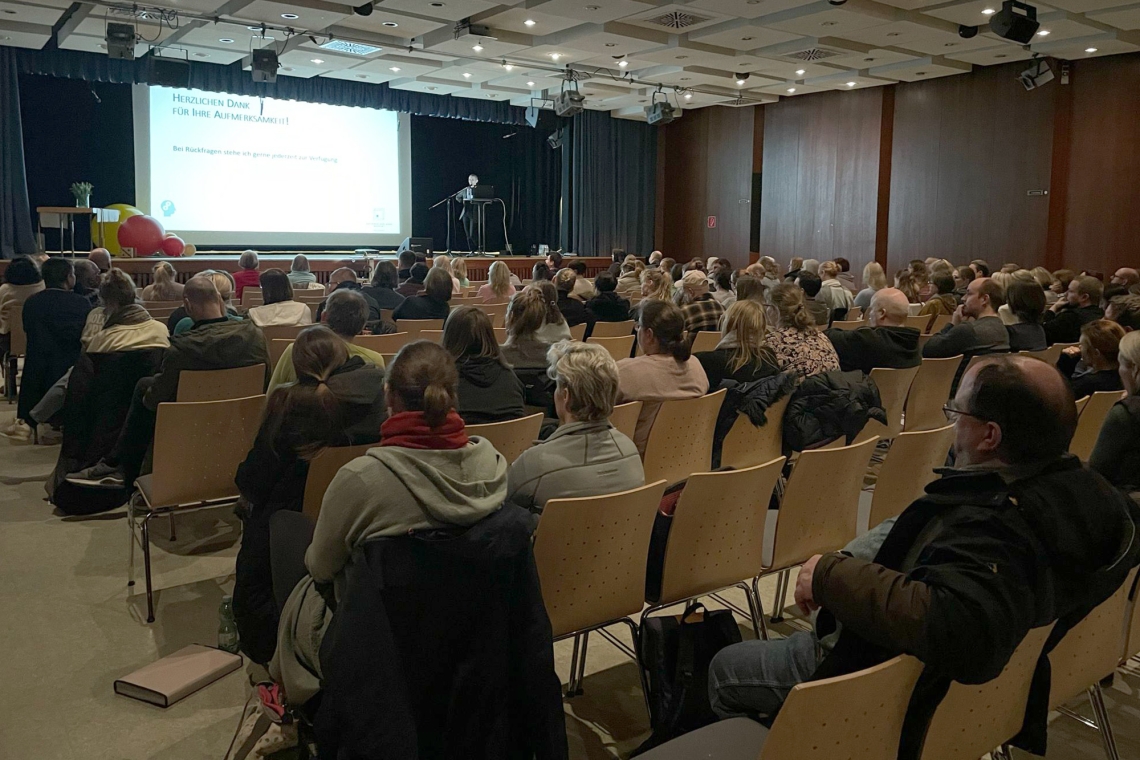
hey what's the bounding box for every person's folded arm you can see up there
[922,323,970,358]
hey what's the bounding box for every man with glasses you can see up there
[707,355,1139,759]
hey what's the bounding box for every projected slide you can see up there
[135,86,410,246]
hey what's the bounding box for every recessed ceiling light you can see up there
[194,52,208,57]
[736,78,746,86]
[98,43,106,48]
[280,13,298,19]
[282,67,293,71]
[995,53,1007,58]
[747,0,761,3]
[680,77,690,81]
[462,72,472,78]
[795,69,805,75]
[526,81,535,86]
[915,71,926,76]
[357,74,367,78]
[472,43,483,51]
[550,52,561,60]
[604,42,617,47]
[382,21,398,27]
[586,4,600,9]
[503,63,514,70]
[676,55,688,60]
[311,58,324,64]
[2,9,16,14]
[943,42,956,46]
[1085,47,1098,53]
[787,87,796,93]
[742,36,754,41]
[618,60,628,67]
[247,26,261,30]
[427,86,436,90]
[488,94,496,97]
[982,7,996,13]
[846,81,857,87]
[430,2,443,6]
[684,92,693,99]
[389,66,401,72]
[821,21,837,26]
[1036,29,1050,35]
[524,19,536,26]
[886,32,901,37]
[219,38,234,43]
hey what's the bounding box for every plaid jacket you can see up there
[682,294,724,335]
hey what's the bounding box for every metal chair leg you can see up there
[168,512,177,542]
[738,582,765,640]
[572,631,589,696]
[141,513,155,623]
[751,576,770,640]
[771,569,790,624]
[565,634,581,697]
[127,497,136,587]
[1088,683,1121,760]
[621,618,652,721]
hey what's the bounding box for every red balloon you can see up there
[160,236,185,257]
[117,214,166,256]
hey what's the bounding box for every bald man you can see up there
[824,287,921,373]
[710,355,1140,759]
[72,259,102,307]
[88,248,111,273]
[1111,267,1139,289]
[315,266,381,324]
[67,277,269,493]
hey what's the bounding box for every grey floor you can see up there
[0,406,1137,759]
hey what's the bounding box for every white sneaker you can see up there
[1,420,32,444]
[36,424,62,446]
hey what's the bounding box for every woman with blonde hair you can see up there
[767,282,840,378]
[640,268,673,303]
[452,257,470,288]
[1089,330,1140,491]
[909,260,933,302]
[501,286,558,370]
[854,262,888,310]
[432,254,464,295]
[1031,266,1059,305]
[895,270,919,303]
[616,257,643,299]
[695,299,779,389]
[532,281,571,342]
[141,261,183,301]
[477,260,516,303]
[1059,319,1126,398]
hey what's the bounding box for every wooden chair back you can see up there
[590,320,636,338]
[142,300,181,312]
[1048,568,1137,709]
[8,303,26,355]
[720,395,791,470]
[352,333,411,354]
[269,339,293,374]
[903,356,962,432]
[658,459,785,604]
[856,365,921,443]
[689,330,721,353]
[846,306,863,321]
[609,401,642,441]
[474,302,509,327]
[465,412,543,463]
[760,656,924,760]
[1069,390,1125,461]
[240,287,263,309]
[260,324,308,342]
[905,314,932,332]
[493,327,507,344]
[534,480,668,638]
[1125,572,1140,663]
[1020,345,1063,365]
[175,364,266,402]
[418,330,445,343]
[394,319,445,341]
[148,395,265,507]
[920,624,1054,760]
[302,443,375,521]
[1074,395,1090,416]
[866,425,954,532]
[927,314,953,335]
[642,389,727,487]
[587,335,636,363]
[907,303,923,316]
[829,319,865,331]
[767,437,878,571]
[568,323,587,341]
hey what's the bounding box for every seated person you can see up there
[532,281,572,343]
[918,273,957,319]
[395,250,416,283]
[568,260,595,302]
[1057,319,1125,398]
[500,288,554,370]
[616,300,709,455]
[1003,280,1048,352]
[767,283,840,379]
[815,261,854,320]
[1106,293,1140,332]
[66,277,269,489]
[269,290,386,396]
[392,267,452,321]
[678,270,725,336]
[72,259,102,308]
[233,250,261,301]
[0,256,44,359]
[452,257,471,289]
[247,269,313,328]
[442,306,525,425]
[141,261,183,302]
[922,278,1010,388]
[168,271,241,335]
[1044,275,1104,345]
[476,261,516,303]
[796,271,832,328]
[710,269,736,308]
[360,261,406,311]
[269,341,508,705]
[12,259,91,436]
[315,268,381,324]
[507,341,643,514]
[553,268,594,333]
[585,271,631,323]
[233,325,385,666]
[287,254,317,290]
[531,261,552,283]
[1090,331,1140,494]
[825,288,921,373]
[709,355,1140,760]
[695,300,780,389]
[87,248,111,274]
[396,261,428,298]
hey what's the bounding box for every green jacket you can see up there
[143,317,269,411]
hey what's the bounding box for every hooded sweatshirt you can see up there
[456,356,526,425]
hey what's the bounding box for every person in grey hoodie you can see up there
[271,341,507,704]
[507,341,644,515]
[442,305,525,424]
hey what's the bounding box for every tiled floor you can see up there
[0,406,1136,759]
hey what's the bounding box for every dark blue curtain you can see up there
[560,109,657,256]
[16,47,526,125]
[1,47,36,258]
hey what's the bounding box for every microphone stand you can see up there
[428,187,469,255]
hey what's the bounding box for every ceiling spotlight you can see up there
[472,43,483,51]
[795,69,806,75]
[1085,47,1098,53]
[389,66,400,72]
[683,91,693,99]
[524,18,536,26]
[353,2,373,15]
[618,60,628,67]
[247,25,260,30]
[311,58,324,64]
[462,72,472,78]
[982,7,996,13]
[280,13,299,19]
[787,87,796,93]
[1036,29,1050,35]
[734,72,749,86]
[550,52,561,60]
[503,63,514,71]
[219,38,234,43]
[527,81,535,86]
[846,81,857,87]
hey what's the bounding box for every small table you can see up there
[37,206,96,254]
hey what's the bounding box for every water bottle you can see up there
[218,595,240,654]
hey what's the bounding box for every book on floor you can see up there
[114,644,242,708]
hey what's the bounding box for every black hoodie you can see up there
[825,324,922,374]
[456,356,526,425]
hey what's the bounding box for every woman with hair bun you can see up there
[616,299,709,454]
[767,282,840,378]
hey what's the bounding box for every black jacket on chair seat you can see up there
[782,370,886,452]
[314,504,568,760]
[824,325,922,374]
[710,372,798,469]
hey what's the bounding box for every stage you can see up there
[0,254,615,287]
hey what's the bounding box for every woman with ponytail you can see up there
[767,282,840,379]
[232,325,386,665]
[615,299,709,454]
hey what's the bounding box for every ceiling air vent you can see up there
[645,11,714,29]
[786,47,845,61]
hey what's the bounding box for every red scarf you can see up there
[380,411,469,450]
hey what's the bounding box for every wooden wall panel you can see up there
[1062,54,1140,277]
[759,87,882,277]
[887,62,1054,276]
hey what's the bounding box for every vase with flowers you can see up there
[70,182,93,208]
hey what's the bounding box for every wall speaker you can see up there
[251,48,279,83]
[1018,58,1054,90]
[105,22,136,61]
[149,56,191,88]
[989,0,1040,44]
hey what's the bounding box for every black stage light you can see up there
[990,0,1040,44]
[251,48,279,83]
[106,22,136,60]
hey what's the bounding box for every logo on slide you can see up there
[160,200,176,218]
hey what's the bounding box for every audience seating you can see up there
[260,325,307,342]
[689,331,721,353]
[1020,345,1063,365]
[719,395,791,471]
[586,335,636,363]
[905,314,933,332]
[141,300,180,322]
[903,356,963,432]
[920,624,1054,760]
[418,330,445,343]
[590,320,636,338]
[641,389,727,488]
[465,413,543,463]
[847,306,863,321]
[927,315,953,335]
[533,480,668,703]
[1075,396,1090,416]
[175,364,267,403]
[1070,391,1126,462]
[856,366,921,443]
[1124,572,1140,665]
[128,395,265,622]
[493,327,507,344]
[644,460,785,637]
[829,319,865,331]
[393,319,445,341]
[293,289,325,303]
[352,332,410,353]
[608,400,642,441]
[302,443,375,521]
[3,302,25,400]
[268,339,292,373]
[907,303,923,316]
[754,437,878,636]
[473,303,508,327]
[639,655,923,760]
[1047,569,1137,760]
[240,288,263,310]
[569,323,587,341]
[863,424,955,533]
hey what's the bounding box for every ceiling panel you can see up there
[557,26,666,55]
[745,55,849,78]
[176,23,282,49]
[1031,16,1112,41]
[335,10,445,39]
[378,0,500,22]
[0,2,63,26]
[320,62,400,83]
[754,79,832,94]
[161,40,250,63]
[478,6,587,34]
[764,7,896,38]
[617,2,733,34]
[943,42,1034,63]
[688,0,819,19]
[1047,0,1137,12]
[1039,33,1140,55]
[0,19,49,48]
[426,35,530,57]
[1089,5,1140,29]
[530,0,655,24]
[920,0,1058,26]
[869,56,972,80]
[234,0,348,31]
[156,0,233,12]
[387,78,469,95]
[687,20,805,49]
[353,53,447,76]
